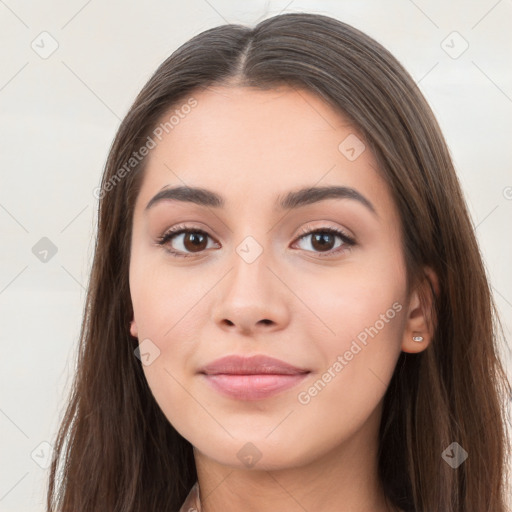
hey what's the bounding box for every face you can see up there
[129,85,423,471]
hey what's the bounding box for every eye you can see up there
[156,224,219,258]
[292,226,356,257]
[156,224,356,259]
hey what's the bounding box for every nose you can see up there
[211,243,290,335]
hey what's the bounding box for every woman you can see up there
[46,12,511,512]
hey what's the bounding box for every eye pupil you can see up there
[184,232,207,252]
[311,233,334,251]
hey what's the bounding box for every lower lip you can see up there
[202,373,309,401]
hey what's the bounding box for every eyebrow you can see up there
[145,185,377,216]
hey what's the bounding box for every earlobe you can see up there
[401,266,438,354]
[402,330,428,354]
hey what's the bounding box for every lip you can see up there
[199,354,309,375]
[199,354,310,401]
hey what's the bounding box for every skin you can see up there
[129,85,436,512]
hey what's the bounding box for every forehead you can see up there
[134,85,395,219]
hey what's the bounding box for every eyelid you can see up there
[155,224,218,258]
[296,222,355,242]
[291,223,356,258]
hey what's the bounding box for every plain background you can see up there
[1,1,511,510]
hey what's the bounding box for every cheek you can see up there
[131,278,200,401]
[129,257,211,428]
[289,257,406,403]
[129,252,210,338]
[136,313,201,436]
[285,279,405,463]
[299,283,404,398]
[289,255,406,345]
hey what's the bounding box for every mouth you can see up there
[199,354,310,401]
[201,373,310,401]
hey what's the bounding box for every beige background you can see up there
[0,0,511,510]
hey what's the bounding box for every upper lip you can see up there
[199,354,310,375]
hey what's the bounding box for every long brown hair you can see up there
[46,12,512,512]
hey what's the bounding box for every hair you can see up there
[46,11,511,512]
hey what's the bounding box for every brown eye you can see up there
[309,232,337,252]
[181,232,208,252]
[294,227,356,257]
[157,227,218,257]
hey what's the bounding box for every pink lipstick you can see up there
[199,354,310,401]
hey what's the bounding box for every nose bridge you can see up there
[226,202,273,284]
[211,228,290,332]
[225,198,290,290]
[228,232,274,302]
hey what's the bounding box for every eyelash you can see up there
[156,223,356,259]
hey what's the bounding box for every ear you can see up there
[130,319,139,339]
[401,266,439,354]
